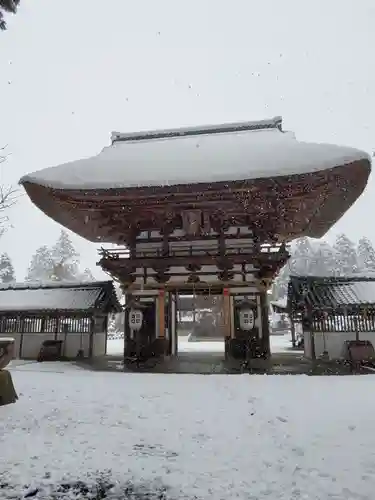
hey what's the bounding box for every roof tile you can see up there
[288,276,375,311]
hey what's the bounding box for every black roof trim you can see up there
[111,116,283,144]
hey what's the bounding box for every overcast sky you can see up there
[0,0,374,280]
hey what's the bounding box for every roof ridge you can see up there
[111,116,283,144]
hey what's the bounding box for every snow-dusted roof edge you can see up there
[18,115,372,191]
[0,280,114,291]
[110,116,283,143]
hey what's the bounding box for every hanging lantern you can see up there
[238,300,256,331]
[239,309,255,331]
[128,308,144,331]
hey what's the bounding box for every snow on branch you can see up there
[0,144,7,163]
[0,145,19,236]
[0,0,20,30]
[0,184,18,210]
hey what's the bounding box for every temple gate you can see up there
[19,116,371,365]
[99,222,289,361]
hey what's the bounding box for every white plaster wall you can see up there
[92,333,107,357]
[56,332,91,358]
[3,333,22,358]
[6,332,107,359]
[21,333,55,359]
[304,331,375,360]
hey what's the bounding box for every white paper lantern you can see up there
[239,308,255,331]
[128,309,143,331]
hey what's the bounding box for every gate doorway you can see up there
[175,292,225,358]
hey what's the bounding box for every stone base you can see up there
[225,338,269,361]
[226,338,247,360]
[124,338,167,360]
[0,369,18,406]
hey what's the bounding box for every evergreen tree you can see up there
[51,230,80,281]
[0,0,20,30]
[357,237,375,273]
[309,241,337,276]
[0,252,14,283]
[272,237,339,299]
[26,246,54,282]
[1,147,18,237]
[272,264,290,300]
[333,233,359,275]
[79,268,96,282]
[114,312,125,333]
[108,312,124,334]
[289,237,315,275]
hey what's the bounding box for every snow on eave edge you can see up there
[0,280,115,291]
[19,151,371,192]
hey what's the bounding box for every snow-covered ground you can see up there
[2,363,375,499]
[270,333,296,353]
[106,337,225,355]
[106,334,294,356]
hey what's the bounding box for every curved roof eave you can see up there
[19,122,371,191]
[20,157,371,244]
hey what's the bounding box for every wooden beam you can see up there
[100,251,287,270]
[53,166,332,201]
[223,288,231,338]
[157,290,165,339]
[259,291,271,358]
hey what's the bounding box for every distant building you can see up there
[288,276,375,360]
[0,281,121,359]
[19,117,371,362]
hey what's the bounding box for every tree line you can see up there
[272,234,375,300]
[0,1,20,30]
[0,229,96,284]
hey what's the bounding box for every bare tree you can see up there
[0,146,18,237]
[0,0,20,31]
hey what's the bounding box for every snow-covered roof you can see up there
[0,281,121,313]
[19,117,371,190]
[288,275,375,310]
[270,297,288,310]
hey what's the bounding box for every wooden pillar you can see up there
[157,289,165,339]
[223,288,231,359]
[169,291,178,356]
[89,316,95,358]
[230,295,235,339]
[223,288,231,338]
[304,312,315,360]
[54,316,60,341]
[310,330,316,360]
[123,292,132,360]
[259,291,270,358]
[19,316,25,359]
[290,315,296,347]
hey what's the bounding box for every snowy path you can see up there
[106,334,295,356]
[1,365,375,499]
